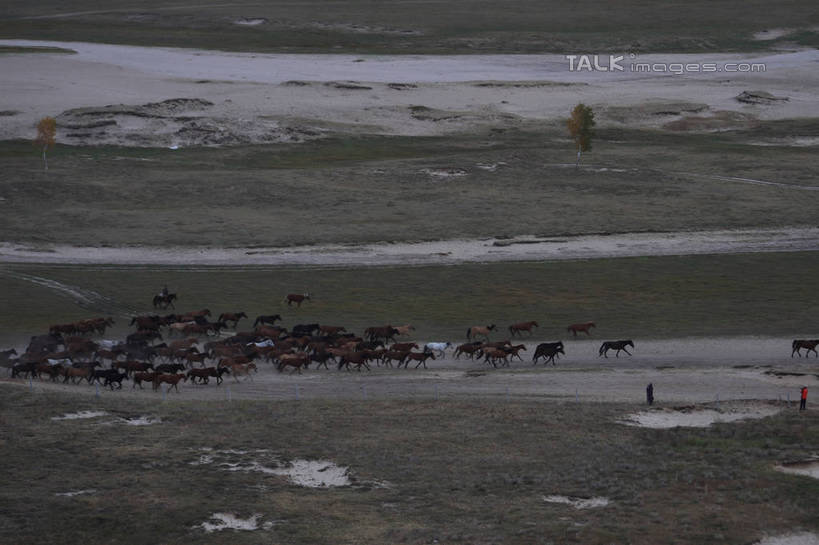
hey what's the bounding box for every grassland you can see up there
[2,122,818,248]
[1,387,816,545]
[1,0,818,54]
[1,251,818,347]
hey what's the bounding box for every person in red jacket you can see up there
[800,386,808,411]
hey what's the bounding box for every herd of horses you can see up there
[3,304,818,394]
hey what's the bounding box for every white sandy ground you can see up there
[8,336,818,403]
[0,40,818,145]
[1,226,817,266]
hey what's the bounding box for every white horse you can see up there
[424,342,451,357]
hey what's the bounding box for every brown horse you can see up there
[285,293,310,307]
[509,321,538,337]
[454,342,483,360]
[153,373,187,392]
[381,350,410,367]
[567,322,595,337]
[132,371,156,389]
[792,339,819,357]
[482,348,509,368]
[230,362,258,382]
[277,353,309,374]
[402,351,436,369]
[467,325,496,341]
[393,325,415,337]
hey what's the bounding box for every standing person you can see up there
[800,386,808,411]
[646,383,654,406]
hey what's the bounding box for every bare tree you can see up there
[567,104,595,168]
[35,116,57,171]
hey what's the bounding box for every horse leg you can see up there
[622,348,632,356]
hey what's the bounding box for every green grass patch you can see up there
[2,122,818,248]
[1,0,817,54]
[1,251,818,346]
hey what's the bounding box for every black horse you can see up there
[599,340,634,358]
[533,341,565,365]
[292,323,321,337]
[152,293,177,309]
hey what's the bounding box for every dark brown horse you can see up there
[218,312,247,328]
[509,321,539,336]
[364,326,398,344]
[285,293,310,307]
[599,340,634,358]
[792,339,819,357]
[253,314,282,327]
[454,342,483,360]
[402,351,436,369]
[187,366,230,385]
[533,342,564,365]
[567,322,595,337]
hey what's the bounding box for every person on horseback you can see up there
[159,285,168,298]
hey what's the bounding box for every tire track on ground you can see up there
[0,269,139,317]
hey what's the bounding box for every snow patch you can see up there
[52,410,108,420]
[754,533,819,545]
[191,449,352,487]
[543,495,610,509]
[120,415,161,426]
[776,460,819,480]
[55,489,96,497]
[622,405,780,429]
[194,513,262,532]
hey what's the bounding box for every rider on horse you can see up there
[159,285,169,298]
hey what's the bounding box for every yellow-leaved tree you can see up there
[35,116,57,171]
[567,104,595,168]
